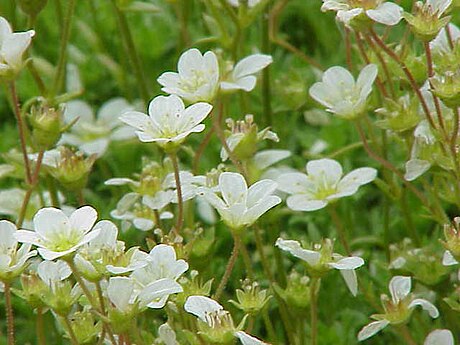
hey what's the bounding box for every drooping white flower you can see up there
[184,295,270,345]
[0,220,37,282]
[60,98,136,157]
[0,16,35,78]
[309,64,378,119]
[157,48,220,103]
[131,244,188,308]
[200,172,281,230]
[120,94,212,150]
[277,158,377,211]
[107,276,182,313]
[276,238,364,296]
[358,276,439,341]
[321,0,403,26]
[15,206,101,261]
[221,54,273,92]
[424,329,454,345]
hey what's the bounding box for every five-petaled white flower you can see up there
[309,64,378,119]
[184,295,270,345]
[157,48,220,103]
[276,238,365,296]
[221,54,273,93]
[61,98,136,157]
[277,158,377,212]
[424,329,454,345]
[0,16,35,78]
[15,206,101,261]
[131,244,188,308]
[200,172,281,230]
[321,0,403,26]
[358,276,439,341]
[120,94,212,150]
[0,220,37,283]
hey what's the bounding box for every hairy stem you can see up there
[170,151,184,235]
[310,278,320,345]
[214,233,241,300]
[4,282,15,345]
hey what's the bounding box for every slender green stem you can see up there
[310,278,320,345]
[4,282,15,345]
[193,125,215,174]
[9,82,32,184]
[261,3,272,128]
[36,307,46,345]
[328,205,351,256]
[17,150,44,228]
[111,0,150,103]
[52,0,77,98]
[66,258,98,307]
[214,233,241,300]
[398,325,417,345]
[62,316,79,345]
[239,239,254,279]
[400,187,420,246]
[169,151,183,235]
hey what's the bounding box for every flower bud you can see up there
[273,271,310,309]
[49,147,96,191]
[375,95,421,133]
[28,102,64,151]
[16,272,47,308]
[404,2,452,42]
[229,280,271,315]
[442,217,460,260]
[18,0,48,18]
[197,309,235,344]
[66,311,101,344]
[431,72,460,108]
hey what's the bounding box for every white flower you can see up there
[277,158,377,211]
[0,16,35,78]
[200,172,281,230]
[60,98,136,157]
[358,276,439,341]
[184,296,269,345]
[276,238,364,296]
[309,64,378,119]
[15,206,101,261]
[157,48,219,103]
[424,329,454,345]
[37,260,72,288]
[107,276,182,313]
[131,244,188,308]
[321,0,403,26]
[0,220,37,282]
[221,54,273,92]
[120,94,212,149]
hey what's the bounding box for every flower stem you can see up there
[9,82,32,184]
[310,277,320,345]
[111,0,150,103]
[4,282,15,345]
[193,125,214,174]
[36,307,46,345]
[66,258,98,307]
[62,316,79,345]
[169,151,183,235]
[398,325,417,345]
[52,0,77,98]
[214,233,241,300]
[328,204,351,256]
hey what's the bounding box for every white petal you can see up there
[247,179,278,207]
[98,98,132,122]
[404,159,431,181]
[108,277,134,312]
[306,158,343,184]
[33,207,70,241]
[357,320,390,341]
[105,178,137,186]
[408,298,439,318]
[286,194,328,212]
[442,251,458,266]
[235,331,269,345]
[184,295,223,323]
[3,30,34,70]
[253,150,291,171]
[337,8,363,25]
[158,323,177,345]
[356,64,378,97]
[366,3,403,26]
[330,256,365,270]
[340,269,359,296]
[244,195,281,225]
[69,206,98,234]
[233,54,273,79]
[389,276,411,304]
[14,230,42,247]
[0,220,17,251]
[424,329,454,345]
[277,172,310,194]
[275,238,320,266]
[138,278,183,309]
[119,111,151,131]
[337,167,377,195]
[219,172,248,206]
[179,102,212,132]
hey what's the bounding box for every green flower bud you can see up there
[49,147,96,191]
[18,0,48,18]
[66,311,102,344]
[273,271,310,309]
[15,272,47,308]
[28,102,64,151]
[41,282,80,316]
[431,72,460,108]
[229,280,271,315]
[375,95,421,133]
[442,217,460,260]
[404,2,452,42]
[197,310,235,344]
